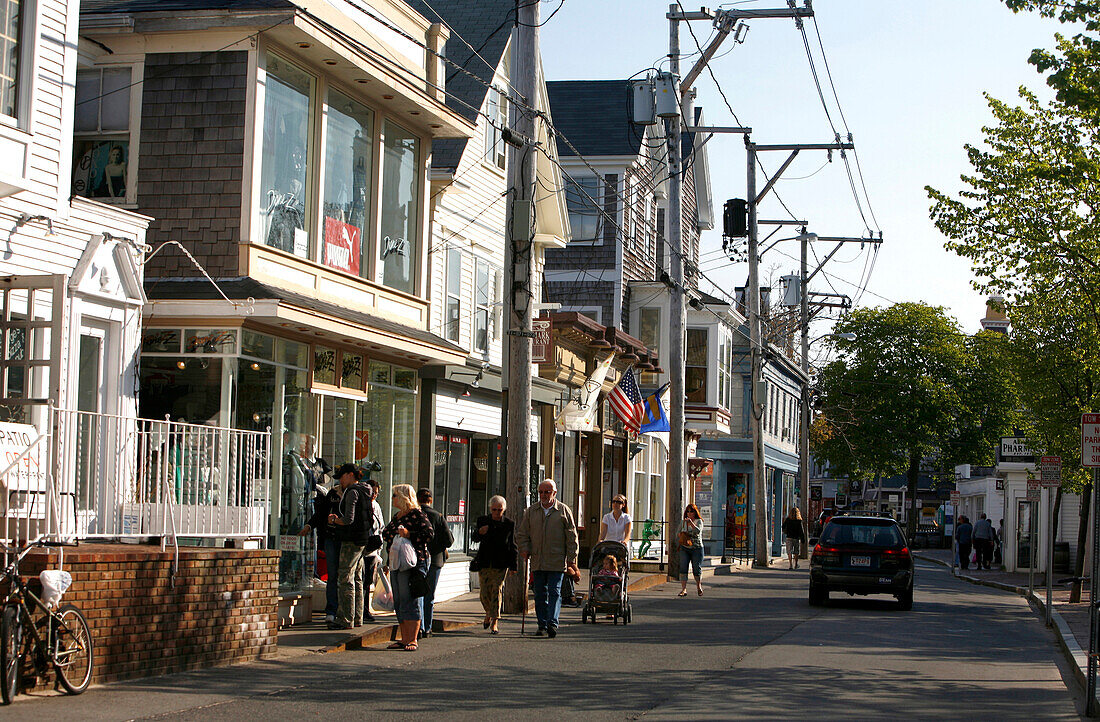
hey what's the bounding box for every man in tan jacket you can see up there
[515,479,579,638]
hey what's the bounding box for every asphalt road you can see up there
[9,561,1084,720]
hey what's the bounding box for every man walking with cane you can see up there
[516,479,579,638]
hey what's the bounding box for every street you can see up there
[10,560,1082,721]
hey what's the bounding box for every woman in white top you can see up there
[599,495,632,546]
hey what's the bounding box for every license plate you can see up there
[850,556,871,567]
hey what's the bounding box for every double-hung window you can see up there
[73,66,135,203]
[718,329,732,411]
[473,258,495,354]
[485,86,507,170]
[0,0,22,120]
[686,328,708,404]
[445,248,462,343]
[565,173,602,243]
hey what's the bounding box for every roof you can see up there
[82,0,291,11]
[144,277,464,353]
[404,0,514,170]
[546,80,643,158]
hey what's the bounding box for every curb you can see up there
[914,552,1092,699]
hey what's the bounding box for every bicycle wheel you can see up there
[0,605,21,704]
[52,604,92,695]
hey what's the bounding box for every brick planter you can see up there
[10,543,279,689]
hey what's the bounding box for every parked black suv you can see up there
[809,515,914,610]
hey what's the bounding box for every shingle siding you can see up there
[139,51,248,279]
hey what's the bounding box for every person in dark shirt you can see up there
[299,476,341,623]
[327,464,377,629]
[471,495,517,634]
[955,516,974,571]
[416,488,454,639]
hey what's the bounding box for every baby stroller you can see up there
[581,540,631,624]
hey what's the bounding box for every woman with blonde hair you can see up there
[783,507,806,570]
[381,483,434,650]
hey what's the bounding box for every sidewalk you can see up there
[915,548,1092,693]
[277,557,748,657]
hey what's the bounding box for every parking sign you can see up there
[1084,414,1100,467]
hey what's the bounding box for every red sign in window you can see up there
[324,217,361,276]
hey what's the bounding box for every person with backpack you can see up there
[327,463,379,630]
[417,488,454,638]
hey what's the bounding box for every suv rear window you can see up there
[821,521,904,547]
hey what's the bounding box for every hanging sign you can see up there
[532,318,553,363]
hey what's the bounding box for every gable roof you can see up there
[545,80,642,159]
[405,0,514,170]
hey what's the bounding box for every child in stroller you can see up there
[582,540,632,624]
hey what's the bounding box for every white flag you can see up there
[555,355,614,431]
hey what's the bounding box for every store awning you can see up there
[144,277,467,367]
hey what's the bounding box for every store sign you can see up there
[278,535,302,552]
[324,217,361,275]
[532,318,553,363]
[1084,414,1100,467]
[1000,437,1037,463]
[0,422,42,486]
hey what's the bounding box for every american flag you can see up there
[609,367,644,433]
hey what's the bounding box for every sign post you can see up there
[1027,479,1041,597]
[950,491,961,570]
[1080,414,1100,716]
[1040,456,1062,627]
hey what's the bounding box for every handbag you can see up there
[678,531,693,548]
[409,567,430,598]
[389,535,417,571]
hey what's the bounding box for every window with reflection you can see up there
[259,53,313,258]
[323,89,372,277]
[379,120,420,294]
[686,328,708,403]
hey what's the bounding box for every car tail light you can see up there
[812,544,840,565]
[882,547,911,565]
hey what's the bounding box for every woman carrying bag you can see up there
[471,495,517,635]
[677,504,705,597]
[783,508,807,570]
[381,484,434,651]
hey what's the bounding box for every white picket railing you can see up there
[0,409,271,546]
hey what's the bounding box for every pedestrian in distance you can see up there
[993,519,1004,566]
[783,507,807,570]
[678,504,705,597]
[360,476,385,623]
[327,463,379,630]
[381,484,434,651]
[471,495,517,635]
[956,515,973,571]
[973,512,995,570]
[515,479,580,639]
[298,469,341,623]
[599,494,633,546]
[417,487,455,639]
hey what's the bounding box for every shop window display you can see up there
[323,90,373,277]
[259,53,313,258]
[378,121,420,294]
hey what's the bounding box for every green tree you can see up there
[812,303,1017,539]
[927,10,1100,594]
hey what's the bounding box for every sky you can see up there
[539,0,1068,333]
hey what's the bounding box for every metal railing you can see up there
[626,520,754,565]
[1,409,271,546]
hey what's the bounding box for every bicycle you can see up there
[0,538,93,704]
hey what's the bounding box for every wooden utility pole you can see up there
[666,4,686,582]
[501,0,538,615]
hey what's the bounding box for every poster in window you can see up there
[324,217,361,275]
[355,429,369,461]
[72,139,128,199]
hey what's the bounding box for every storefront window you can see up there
[259,53,313,258]
[185,329,237,355]
[378,120,420,294]
[323,89,373,277]
[314,346,336,386]
[342,352,364,390]
[242,330,275,360]
[278,365,315,591]
[139,357,224,424]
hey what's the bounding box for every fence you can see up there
[0,409,271,546]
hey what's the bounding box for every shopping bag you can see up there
[371,567,394,613]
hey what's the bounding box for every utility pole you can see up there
[797,231,879,556]
[746,140,850,567]
[666,1,811,575]
[501,0,538,615]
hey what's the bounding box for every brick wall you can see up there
[139,51,248,279]
[12,544,278,690]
